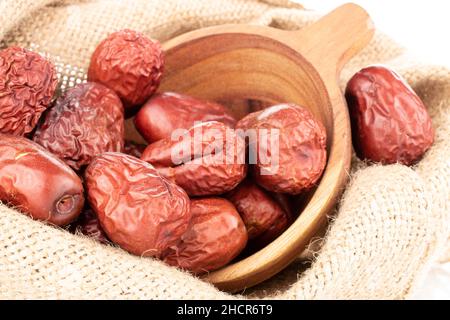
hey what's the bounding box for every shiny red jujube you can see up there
[226,179,291,240]
[134,92,236,143]
[163,197,247,274]
[85,152,191,257]
[141,121,247,196]
[236,103,327,195]
[0,134,84,225]
[345,65,434,165]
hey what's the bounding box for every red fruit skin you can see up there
[0,47,58,136]
[250,209,290,251]
[134,92,236,143]
[88,29,164,114]
[33,82,124,171]
[226,179,290,240]
[123,140,146,158]
[163,197,247,274]
[270,192,295,218]
[236,103,327,195]
[72,208,109,244]
[0,134,84,225]
[84,152,191,258]
[248,99,273,112]
[141,121,247,196]
[345,65,434,165]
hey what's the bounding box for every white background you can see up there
[294,0,450,300]
[295,0,450,67]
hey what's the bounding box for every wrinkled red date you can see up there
[248,99,273,113]
[345,65,434,165]
[236,103,327,194]
[88,29,164,114]
[123,140,147,158]
[141,121,247,196]
[33,82,124,170]
[226,179,291,240]
[85,152,191,257]
[72,207,109,244]
[134,92,236,143]
[0,47,58,136]
[251,204,291,251]
[163,197,247,274]
[0,134,84,225]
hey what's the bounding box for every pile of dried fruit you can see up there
[0,29,434,274]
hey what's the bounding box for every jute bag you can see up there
[0,0,449,299]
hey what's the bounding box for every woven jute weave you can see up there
[0,0,449,299]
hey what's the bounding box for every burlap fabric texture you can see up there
[0,0,449,299]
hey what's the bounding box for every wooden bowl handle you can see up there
[284,3,374,78]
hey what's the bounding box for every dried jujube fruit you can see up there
[33,82,124,171]
[250,208,291,251]
[141,121,247,196]
[72,207,109,244]
[123,140,146,158]
[134,92,236,143]
[248,99,273,113]
[85,152,191,257]
[88,29,164,114]
[163,197,247,274]
[226,179,291,240]
[345,65,434,165]
[236,103,327,194]
[270,192,295,219]
[0,134,84,225]
[0,47,57,136]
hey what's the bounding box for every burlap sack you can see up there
[0,0,448,299]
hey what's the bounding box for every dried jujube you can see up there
[163,197,247,274]
[141,121,247,196]
[226,179,291,240]
[123,140,146,158]
[134,92,236,143]
[72,207,109,244]
[236,103,327,194]
[33,82,124,170]
[0,134,84,225]
[88,29,164,114]
[345,65,434,165]
[85,152,191,257]
[0,47,57,136]
[250,209,291,251]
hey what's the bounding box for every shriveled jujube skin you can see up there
[226,179,291,240]
[72,207,109,244]
[0,134,84,225]
[123,140,147,158]
[134,92,236,143]
[345,65,434,165]
[85,152,191,257]
[236,103,327,195]
[163,197,247,274]
[88,29,164,114]
[250,208,291,251]
[0,47,58,136]
[33,82,124,170]
[141,121,247,196]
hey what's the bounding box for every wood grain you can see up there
[156,3,374,292]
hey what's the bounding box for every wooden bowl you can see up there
[144,3,373,292]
